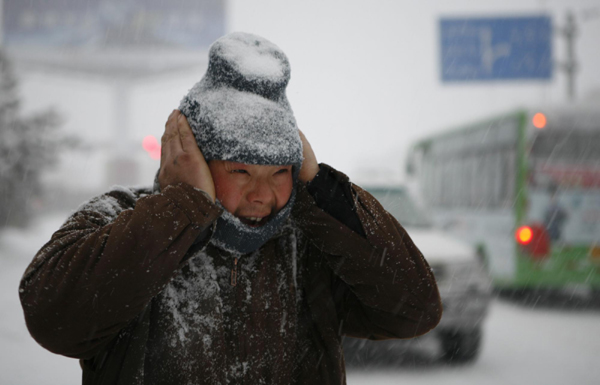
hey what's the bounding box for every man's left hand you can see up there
[298,130,319,183]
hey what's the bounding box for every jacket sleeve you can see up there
[19,182,222,359]
[295,165,442,340]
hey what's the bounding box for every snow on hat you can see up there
[179,32,303,168]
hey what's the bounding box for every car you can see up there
[343,186,492,365]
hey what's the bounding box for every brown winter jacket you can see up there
[19,166,441,385]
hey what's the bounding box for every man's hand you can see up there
[298,130,319,183]
[158,110,216,202]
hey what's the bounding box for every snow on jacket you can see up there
[19,164,442,385]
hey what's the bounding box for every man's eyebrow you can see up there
[227,161,249,168]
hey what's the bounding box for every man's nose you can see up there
[246,180,274,205]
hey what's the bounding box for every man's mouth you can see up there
[238,216,269,227]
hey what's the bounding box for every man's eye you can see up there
[232,169,249,175]
[275,169,289,175]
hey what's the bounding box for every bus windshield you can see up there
[527,129,600,245]
[529,128,600,190]
[530,129,600,163]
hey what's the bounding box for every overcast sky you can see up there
[17,0,600,187]
[227,0,600,183]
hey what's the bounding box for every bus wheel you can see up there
[590,288,600,308]
[439,328,482,364]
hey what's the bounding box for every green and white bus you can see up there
[406,104,600,295]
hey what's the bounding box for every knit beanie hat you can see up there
[179,32,303,254]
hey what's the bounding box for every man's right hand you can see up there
[158,110,216,202]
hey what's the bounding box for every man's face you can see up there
[208,160,293,227]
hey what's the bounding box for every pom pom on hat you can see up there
[207,32,291,101]
[180,32,303,168]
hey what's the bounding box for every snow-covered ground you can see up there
[0,213,81,385]
[1,213,599,385]
[348,299,600,385]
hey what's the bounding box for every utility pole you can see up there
[560,10,578,102]
[0,0,4,47]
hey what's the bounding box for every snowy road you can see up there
[1,213,599,385]
[348,299,600,385]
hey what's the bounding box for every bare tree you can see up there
[0,50,65,228]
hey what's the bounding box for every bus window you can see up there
[501,149,516,207]
[530,130,600,163]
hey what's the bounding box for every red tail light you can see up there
[516,226,533,245]
[515,223,550,260]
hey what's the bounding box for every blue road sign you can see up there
[440,16,553,82]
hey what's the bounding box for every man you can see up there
[20,32,441,385]
[543,184,568,242]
